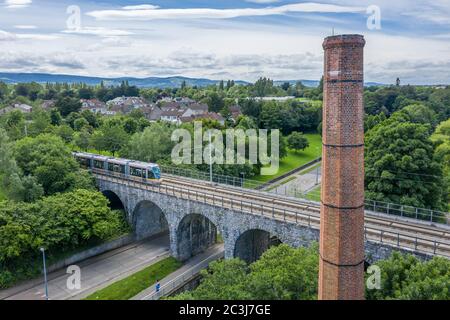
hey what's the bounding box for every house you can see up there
[160,107,185,125]
[229,105,242,120]
[141,105,162,122]
[183,103,209,116]
[13,103,33,113]
[41,100,56,110]
[107,96,149,110]
[80,99,116,116]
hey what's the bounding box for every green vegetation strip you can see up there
[252,134,322,183]
[84,257,182,300]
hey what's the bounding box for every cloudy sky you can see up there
[1,0,450,84]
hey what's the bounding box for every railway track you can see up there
[94,172,450,258]
[162,176,450,240]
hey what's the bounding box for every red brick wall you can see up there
[319,34,366,300]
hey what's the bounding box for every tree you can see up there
[91,123,129,156]
[366,252,450,300]
[0,129,43,202]
[260,101,282,129]
[281,82,291,91]
[365,115,447,211]
[74,129,91,151]
[13,134,93,195]
[287,132,309,152]
[73,117,89,131]
[247,244,319,300]
[172,259,251,300]
[207,92,225,113]
[50,108,62,126]
[121,123,174,162]
[0,189,128,288]
[171,244,319,300]
[53,124,74,143]
[55,97,81,117]
[28,110,51,137]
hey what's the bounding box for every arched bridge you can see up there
[93,170,450,264]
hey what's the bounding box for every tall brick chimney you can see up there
[319,34,366,300]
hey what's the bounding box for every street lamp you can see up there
[40,247,49,300]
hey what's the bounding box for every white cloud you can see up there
[16,33,59,40]
[62,27,134,37]
[0,29,57,41]
[87,2,365,21]
[0,30,17,41]
[123,4,160,10]
[245,0,280,3]
[14,25,37,29]
[4,0,32,9]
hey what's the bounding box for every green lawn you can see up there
[251,133,322,183]
[305,185,321,202]
[84,257,182,300]
[296,98,323,108]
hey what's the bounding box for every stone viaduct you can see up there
[97,175,437,265]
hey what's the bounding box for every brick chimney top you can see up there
[323,34,365,49]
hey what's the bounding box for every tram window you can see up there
[94,160,104,169]
[130,167,143,177]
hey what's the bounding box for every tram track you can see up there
[94,172,450,258]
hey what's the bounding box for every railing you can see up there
[144,250,224,300]
[160,165,450,225]
[93,170,450,258]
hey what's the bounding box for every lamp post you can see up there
[209,131,213,184]
[40,247,49,300]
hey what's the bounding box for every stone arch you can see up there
[176,213,218,261]
[234,229,283,264]
[102,190,126,211]
[132,200,169,241]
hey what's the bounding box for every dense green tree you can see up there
[173,259,251,300]
[0,190,128,288]
[366,252,450,300]
[90,123,129,156]
[55,96,81,117]
[365,114,447,211]
[260,101,282,129]
[73,117,89,131]
[28,109,51,137]
[14,134,93,195]
[0,129,43,202]
[121,123,174,162]
[74,129,92,151]
[172,244,319,300]
[49,108,62,126]
[247,244,319,300]
[287,132,309,152]
[207,92,225,113]
[53,124,74,143]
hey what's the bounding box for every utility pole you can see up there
[40,247,49,300]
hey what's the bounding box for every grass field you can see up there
[305,185,321,202]
[84,257,182,300]
[251,133,322,183]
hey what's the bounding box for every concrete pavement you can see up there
[2,234,170,300]
[266,163,322,197]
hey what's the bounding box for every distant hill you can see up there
[0,73,248,88]
[0,72,384,88]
